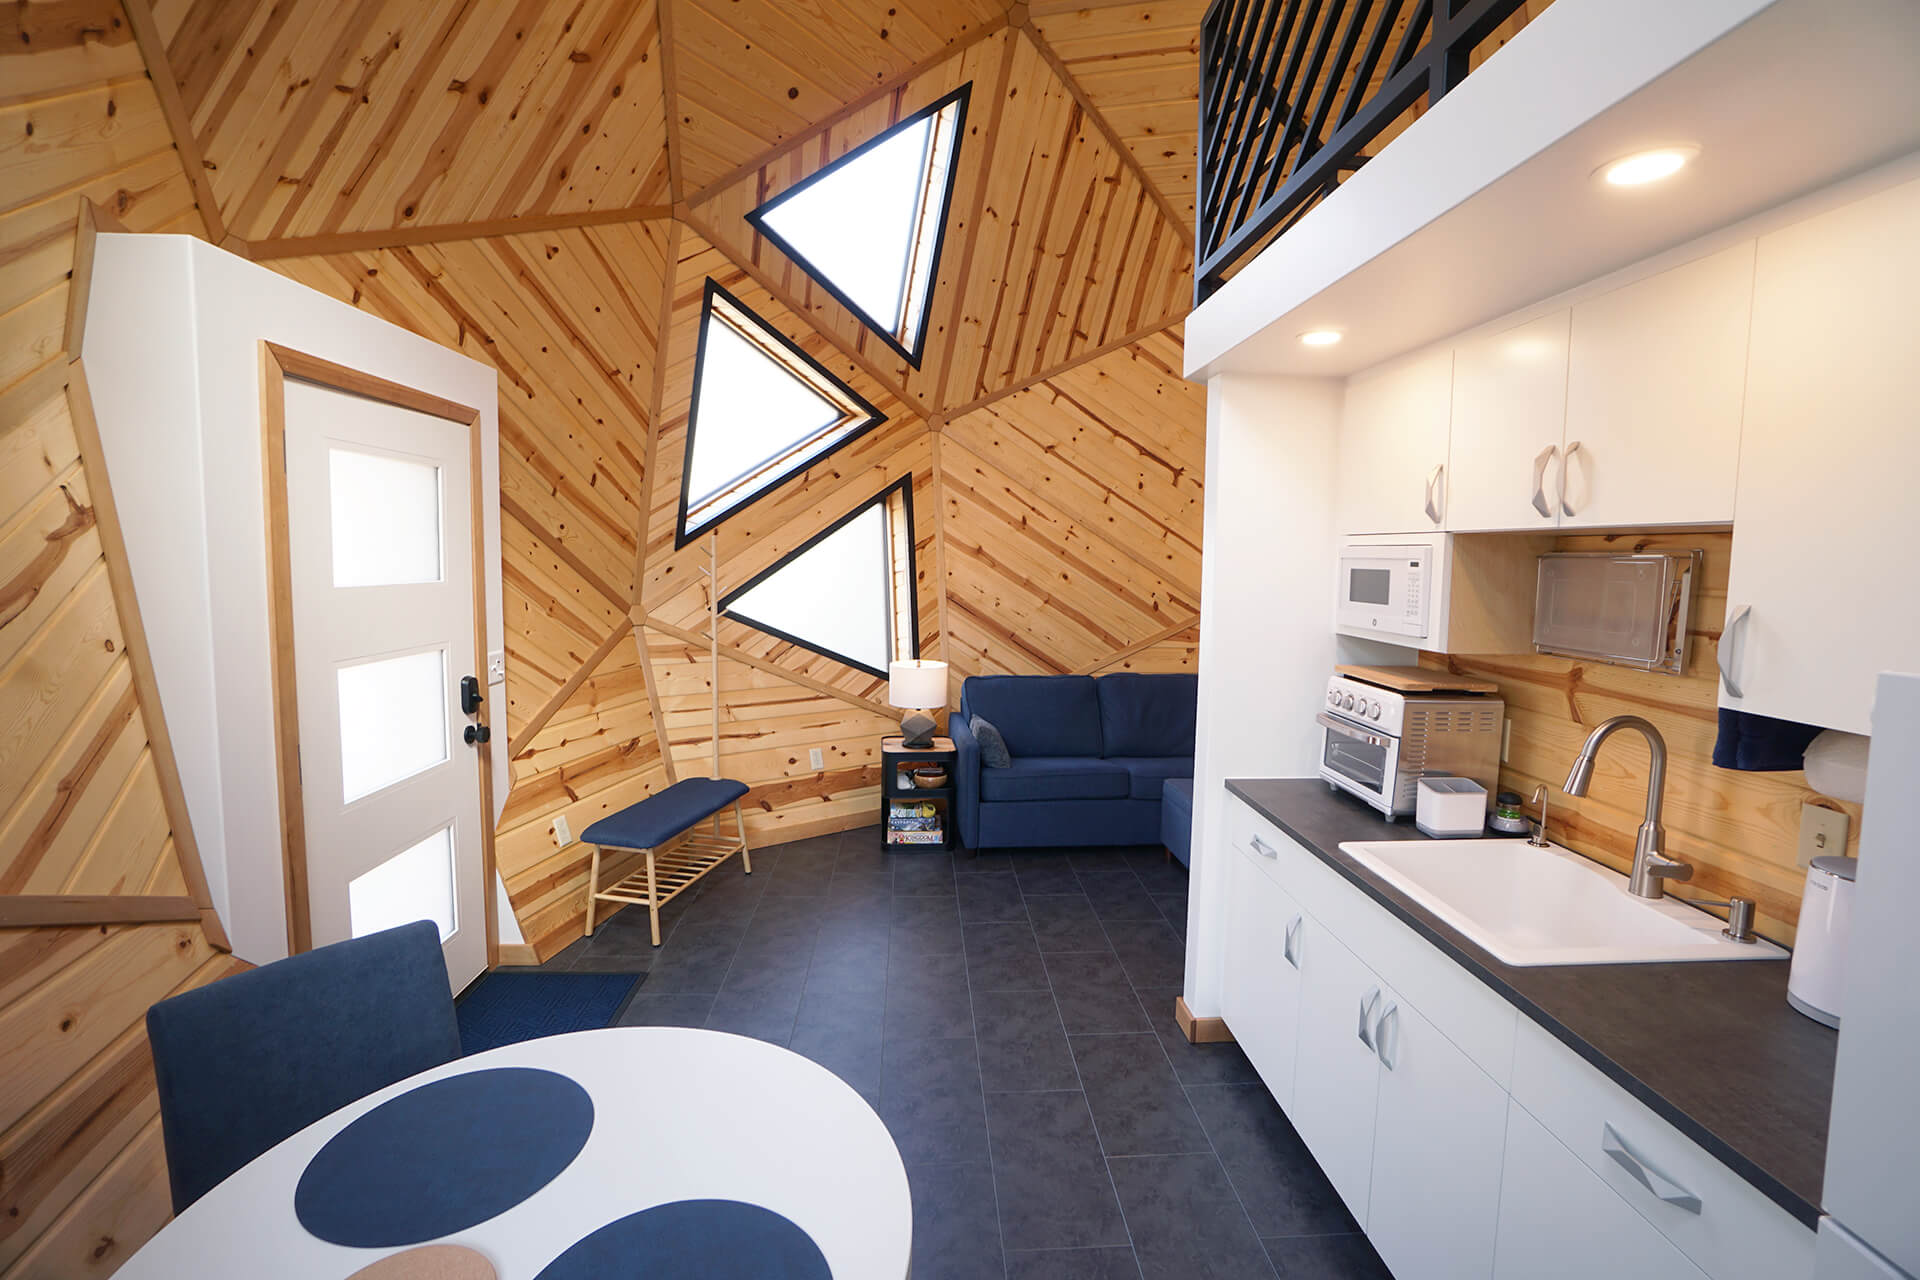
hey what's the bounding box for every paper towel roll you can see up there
[1804,730,1871,804]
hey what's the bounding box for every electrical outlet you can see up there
[553,814,573,847]
[1798,803,1849,868]
[487,649,506,684]
[1501,718,1513,764]
[809,747,824,770]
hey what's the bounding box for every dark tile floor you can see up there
[541,830,1391,1280]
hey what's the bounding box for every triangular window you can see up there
[720,477,919,678]
[677,280,886,545]
[747,84,971,369]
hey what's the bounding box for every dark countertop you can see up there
[1225,778,1837,1229]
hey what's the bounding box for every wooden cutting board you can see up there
[1337,665,1501,694]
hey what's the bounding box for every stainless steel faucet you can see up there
[1562,715,1694,899]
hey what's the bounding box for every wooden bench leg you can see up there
[585,843,601,936]
[646,848,661,947]
[735,800,752,875]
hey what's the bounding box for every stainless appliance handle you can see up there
[1250,834,1279,860]
[1357,987,1381,1050]
[1424,464,1444,525]
[1560,440,1584,516]
[1602,1124,1702,1214]
[1316,712,1392,749]
[1283,915,1302,969]
[1719,605,1751,699]
[1375,1002,1399,1070]
[1531,444,1560,518]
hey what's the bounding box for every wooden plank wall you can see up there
[1,7,239,1275]
[1423,530,1862,946]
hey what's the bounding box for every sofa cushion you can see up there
[979,756,1130,804]
[963,675,1103,759]
[1120,757,1191,801]
[971,716,1011,768]
[1161,778,1194,868]
[1096,673,1199,758]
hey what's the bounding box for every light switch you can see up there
[553,814,573,847]
[487,650,506,684]
[1798,803,1849,868]
[809,748,824,770]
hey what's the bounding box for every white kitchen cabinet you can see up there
[1287,916,1387,1223]
[1367,995,1511,1280]
[1494,1101,1708,1280]
[1722,175,1920,735]
[1560,243,1753,528]
[1221,843,1305,1104]
[1337,347,1454,534]
[1445,310,1570,531]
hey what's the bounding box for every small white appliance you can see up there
[1335,540,1433,642]
[1317,674,1503,820]
[1788,854,1857,1028]
[1415,776,1488,839]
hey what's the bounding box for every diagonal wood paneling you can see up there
[939,31,1192,410]
[1029,0,1207,232]
[670,0,1006,195]
[151,0,671,241]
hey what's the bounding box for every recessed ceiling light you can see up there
[1598,146,1698,188]
[1299,329,1343,347]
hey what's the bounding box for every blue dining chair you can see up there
[146,920,463,1212]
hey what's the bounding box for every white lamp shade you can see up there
[888,660,948,710]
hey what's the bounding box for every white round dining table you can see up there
[115,1027,913,1279]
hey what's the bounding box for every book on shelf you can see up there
[886,829,944,845]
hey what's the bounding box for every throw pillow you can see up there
[971,716,1012,768]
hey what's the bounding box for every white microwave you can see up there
[1336,542,1432,641]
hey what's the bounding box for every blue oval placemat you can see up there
[534,1200,831,1279]
[296,1067,593,1248]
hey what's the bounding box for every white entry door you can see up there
[277,373,489,988]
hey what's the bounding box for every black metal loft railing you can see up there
[1195,0,1533,303]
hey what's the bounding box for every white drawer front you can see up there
[1228,795,1517,1085]
[1509,1018,1815,1280]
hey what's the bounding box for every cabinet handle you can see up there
[1357,987,1381,1050]
[1560,440,1584,517]
[1283,915,1303,969]
[1531,445,1560,518]
[1718,605,1751,699]
[1602,1124,1702,1215]
[1250,834,1278,859]
[1424,464,1444,525]
[1375,1002,1399,1070]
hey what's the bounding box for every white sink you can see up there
[1336,838,1787,966]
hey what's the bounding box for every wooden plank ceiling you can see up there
[14,0,1213,966]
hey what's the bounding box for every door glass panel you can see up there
[349,825,456,941]
[329,447,442,587]
[338,649,448,802]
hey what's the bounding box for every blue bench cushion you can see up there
[1097,673,1199,758]
[1120,757,1191,801]
[580,778,750,849]
[962,675,1104,758]
[980,756,1130,804]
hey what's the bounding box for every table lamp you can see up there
[888,659,948,749]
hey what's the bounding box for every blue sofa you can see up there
[951,673,1196,851]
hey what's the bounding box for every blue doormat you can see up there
[455,971,644,1055]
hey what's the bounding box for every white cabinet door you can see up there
[1338,347,1454,535]
[1494,1102,1709,1280]
[1561,243,1753,528]
[1288,916,1385,1224]
[1367,996,1510,1280]
[1723,176,1920,735]
[1221,845,1306,1105]
[1447,310,1570,532]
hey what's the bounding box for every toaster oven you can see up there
[1317,674,1504,819]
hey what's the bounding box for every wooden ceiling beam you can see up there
[505,618,637,760]
[244,205,674,261]
[1077,615,1201,674]
[658,0,688,202]
[636,612,897,719]
[942,310,1188,421]
[121,0,227,244]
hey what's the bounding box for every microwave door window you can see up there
[1325,732,1388,792]
[1349,567,1392,605]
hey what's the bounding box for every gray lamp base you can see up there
[899,712,938,749]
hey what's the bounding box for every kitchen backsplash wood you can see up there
[1422,529,1860,945]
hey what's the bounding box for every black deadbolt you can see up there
[460,675,484,717]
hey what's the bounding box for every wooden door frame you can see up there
[258,341,498,966]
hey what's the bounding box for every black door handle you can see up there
[464,723,491,746]
[460,675,484,717]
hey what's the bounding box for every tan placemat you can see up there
[346,1245,497,1280]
